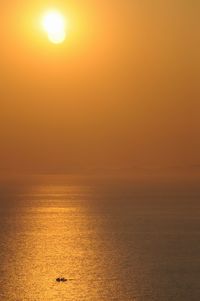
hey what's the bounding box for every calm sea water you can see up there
[0,177,200,300]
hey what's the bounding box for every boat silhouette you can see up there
[56,277,67,282]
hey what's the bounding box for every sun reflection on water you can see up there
[0,184,129,301]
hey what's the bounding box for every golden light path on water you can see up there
[0,184,141,300]
[1,180,199,300]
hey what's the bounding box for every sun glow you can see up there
[42,11,67,44]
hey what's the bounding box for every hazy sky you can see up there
[1,1,200,176]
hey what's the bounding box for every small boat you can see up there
[56,277,67,282]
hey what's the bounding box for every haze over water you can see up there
[0,176,199,301]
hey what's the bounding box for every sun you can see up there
[42,11,66,44]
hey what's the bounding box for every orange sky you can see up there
[1,1,200,177]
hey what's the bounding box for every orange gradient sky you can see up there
[1,1,200,177]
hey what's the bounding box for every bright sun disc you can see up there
[42,11,66,44]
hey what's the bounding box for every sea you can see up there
[0,175,200,301]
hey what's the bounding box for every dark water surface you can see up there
[0,177,200,300]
